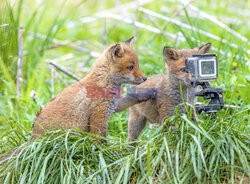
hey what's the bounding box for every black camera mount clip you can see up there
[192,81,224,118]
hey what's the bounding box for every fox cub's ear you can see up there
[124,36,135,46]
[110,43,124,60]
[198,43,211,54]
[163,47,180,62]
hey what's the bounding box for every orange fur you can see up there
[31,37,146,139]
[126,43,212,142]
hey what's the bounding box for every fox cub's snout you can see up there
[107,37,147,85]
[163,43,212,86]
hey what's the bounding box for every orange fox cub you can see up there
[32,37,147,139]
[126,43,212,142]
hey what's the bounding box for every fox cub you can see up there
[32,37,147,139]
[126,43,212,142]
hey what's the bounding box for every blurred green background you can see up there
[0,0,249,183]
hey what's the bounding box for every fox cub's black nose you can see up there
[143,77,147,81]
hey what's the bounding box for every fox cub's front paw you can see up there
[127,87,159,101]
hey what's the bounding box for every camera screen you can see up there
[200,60,215,76]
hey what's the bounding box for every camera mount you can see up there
[192,81,224,118]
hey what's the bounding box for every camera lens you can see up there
[201,61,215,75]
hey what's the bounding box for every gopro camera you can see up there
[185,54,218,82]
[185,53,224,118]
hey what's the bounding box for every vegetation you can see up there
[0,0,249,183]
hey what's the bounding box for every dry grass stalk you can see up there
[46,59,80,81]
[16,27,25,98]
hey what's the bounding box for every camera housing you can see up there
[185,54,218,82]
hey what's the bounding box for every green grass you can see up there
[0,0,249,183]
[0,112,249,183]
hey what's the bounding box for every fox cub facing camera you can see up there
[126,43,212,142]
[32,37,147,139]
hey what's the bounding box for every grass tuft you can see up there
[0,110,249,183]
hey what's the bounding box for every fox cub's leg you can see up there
[115,88,157,112]
[90,112,108,138]
[127,107,147,142]
[115,95,141,112]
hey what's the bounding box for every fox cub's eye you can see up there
[180,67,188,73]
[127,66,134,71]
